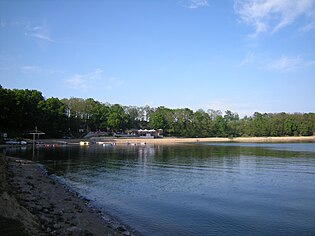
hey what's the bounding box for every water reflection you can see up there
[4,143,315,236]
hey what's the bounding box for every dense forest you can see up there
[1,85,314,138]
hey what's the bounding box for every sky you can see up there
[0,0,315,117]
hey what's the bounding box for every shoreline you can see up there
[1,136,314,148]
[0,155,133,236]
[90,136,315,145]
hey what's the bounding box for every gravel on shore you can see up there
[0,154,131,236]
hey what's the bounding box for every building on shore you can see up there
[129,129,163,139]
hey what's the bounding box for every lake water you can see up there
[5,142,315,236]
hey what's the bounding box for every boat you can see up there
[5,140,27,145]
[102,142,116,147]
[80,141,90,146]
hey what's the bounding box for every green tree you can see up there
[107,104,130,131]
[149,106,174,135]
[1,85,315,138]
[172,108,194,137]
[213,115,228,137]
[283,117,297,136]
[193,109,211,137]
[125,106,140,128]
[224,110,240,137]
[90,102,109,130]
[38,97,67,137]
[250,112,270,136]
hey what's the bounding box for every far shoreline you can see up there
[1,136,314,148]
[42,136,315,146]
[109,136,315,144]
[78,136,315,145]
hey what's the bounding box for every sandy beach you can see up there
[0,155,131,236]
[87,136,315,145]
[13,136,312,147]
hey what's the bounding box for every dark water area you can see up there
[4,143,315,236]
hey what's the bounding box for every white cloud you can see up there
[65,69,124,91]
[24,24,54,42]
[20,65,42,73]
[83,68,104,80]
[234,0,315,36]
[237,52,315,72]
[20,65,59,75]
[266,55,302,72]
[106,77,124,90]
[265,55,315,72]
[183,0,209,9]
[66,69,102,90]
[66,75,90,90]
[12,20,54,42]
[238,52,255,67]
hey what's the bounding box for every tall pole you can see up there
[32,132,35,157]
[30,126,44,159]
[32,126,37,157]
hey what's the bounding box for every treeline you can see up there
[1,86,314,138]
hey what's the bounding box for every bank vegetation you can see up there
[1,85,314,139]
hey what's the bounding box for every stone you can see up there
[53,223,61,229]
[51,230,58,235]
[66,226,82,234]
[116,225,127,232]
[122,231,131,236]
[46,227,52,233]
[82,230,94,236]
[64,197,72,201]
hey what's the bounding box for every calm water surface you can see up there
[5,143,315,236]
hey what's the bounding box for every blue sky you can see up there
[0,0,315,117]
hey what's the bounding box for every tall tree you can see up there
[193,109,211,137]
[172,108,194,137]
[125,106,140,128]
[37,97,67,137]
[224,110,240,137]
[107,104,130,131]
[149,106,174,135]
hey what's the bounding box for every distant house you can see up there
[129,129,163,139]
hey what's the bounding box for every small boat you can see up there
[80,141,90,146]
[103,142,117,147]
[102,143,111,147]
[5,140,27,145]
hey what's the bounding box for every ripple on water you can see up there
[5,143,315,236]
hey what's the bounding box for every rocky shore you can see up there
[0,155,132,236]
